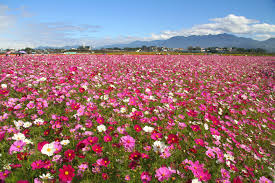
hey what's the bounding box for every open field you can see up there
[0,55,274,182]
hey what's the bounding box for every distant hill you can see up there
[36,45,80,50]
[102,33,275,52]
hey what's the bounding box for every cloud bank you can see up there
[150,14,275,40]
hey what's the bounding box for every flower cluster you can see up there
[0,55,274,182]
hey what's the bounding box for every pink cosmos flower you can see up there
[221,168,230,179]
[144,146,151,151]
[78,163,88,175]
[117,126,126,134]
[120,135,135,152]
[0,170,11,180]
[26,102,35,109]
[53,141,62,153]
[9,140,26,154]
[96,158,110,167]
[155,167,175,182]
[205,149,215,159]
[125,175,131,181]
[178,122,187,129]
[259,176,272,183]
[160,148,171,159]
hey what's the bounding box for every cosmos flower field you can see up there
[0,54,274,183]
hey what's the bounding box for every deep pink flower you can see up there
[167,134,179,144]
[129,151,141,161]
[102,173,109,180]
[64,149,75,162]
[17,180,29,183]
[0,131,5,141]
[96,117,105,124]
[134,124,142,132]
[86,136,98,145]
[31,160,45,170]
[191,125,201,132]
[92,144,103,154]
[103,135,112,142]
[194,139,205,146]
[151,132,162,140]
[141,171,152,183]
[59,165,75,182]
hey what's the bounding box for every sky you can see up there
[0,0,275,49]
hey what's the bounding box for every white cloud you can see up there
[149,14,275,40]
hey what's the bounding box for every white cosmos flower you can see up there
[81,85,88,90]
[23,122,32,128]
[23,138,33,144]
[224,153,234,161]
[120,107,127,113]
[97,124,106,132]
[144,111,149,115]
[12,133,25,141]
[39,173,54,179]
[143,126,154,133]
[204,123,209,130]
[34,118,44,125]
[192,178,202,183]
[14,120,24,129]
[60,140,70,145]
[41,143,55,156]
[1,84,7,88]
[3,164,11,170]
[152,141,167,153]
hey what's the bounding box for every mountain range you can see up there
[103,34,275,52]
[36,34,275,52]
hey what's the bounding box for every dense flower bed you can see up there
[0,55,274,182]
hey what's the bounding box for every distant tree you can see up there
[194,46,201,50]
[187,46,193,52]
[24,47,34,54]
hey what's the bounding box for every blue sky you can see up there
[0,0,275,49]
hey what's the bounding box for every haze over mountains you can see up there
[37,34,275,52]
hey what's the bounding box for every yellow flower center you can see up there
[65,171,69,175]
